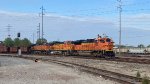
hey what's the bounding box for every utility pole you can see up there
[117,0,122,55]
[33,33,35,44]
[40,6,45,44]
[6,24,12,38]
[37,23,40,39]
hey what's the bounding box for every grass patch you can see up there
[142,75,150,84]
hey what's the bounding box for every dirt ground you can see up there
[0,56,119,84]
[34,55,150,78]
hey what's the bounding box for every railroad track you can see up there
[114,57,150,64]
[63,55,150,64]
[3,55,143,84]
[32,53,150,64]
[1,53,150,64]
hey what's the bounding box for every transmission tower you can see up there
[6,24,12,38]
[37,23,40,39]
[33,33,35,44]
[40,6,45,43]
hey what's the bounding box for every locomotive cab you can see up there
[96,35,115,57]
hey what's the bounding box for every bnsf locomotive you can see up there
[31,35,115,57]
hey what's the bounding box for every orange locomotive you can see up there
[31,35,115,57]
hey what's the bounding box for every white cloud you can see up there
[124,13,150,19]
[122,13,150,30]
[0,10,150,46]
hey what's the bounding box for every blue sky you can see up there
[0,0,150,46]
[0,0,150,15]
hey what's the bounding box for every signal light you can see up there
[17,33,20,37]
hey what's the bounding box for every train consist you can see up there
[0,42,30,53]
[0,35,115,57]
[31,35,115,57]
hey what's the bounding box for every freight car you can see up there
[114,47,150,54]
[0,42,7,53]
[0,42,29,54]
[31,35,115,57]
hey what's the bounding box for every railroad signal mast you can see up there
[17,32,21,56]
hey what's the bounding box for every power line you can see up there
[45,10,118,17]
[45,7,150,17]
[45,9,150,17]
[123,9,150,13]
[124,35,150,38]
[45,7,115,13]
[122,1,150,7]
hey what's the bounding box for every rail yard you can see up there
[1,56,120,84]
[0,53,150,84]
[0,35,150,84]
[1,0,150,84]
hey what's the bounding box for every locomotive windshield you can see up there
[100,39,105,43]
[106,38,111,42]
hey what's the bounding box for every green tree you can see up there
[21,38,31,47]
[14,38,21,47]
[3,38,14,47]
[138,44,145,48]
[120,45,126,48]
[147,45,150,48]
[36,38,47,45]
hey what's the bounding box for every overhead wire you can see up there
[2,1,150,39]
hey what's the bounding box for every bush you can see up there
[136,71,141,81]
[142,75,150,84]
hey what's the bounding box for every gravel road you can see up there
[0,56,118,84]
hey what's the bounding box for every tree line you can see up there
[3,38,31,47]
[3,38,48,47]
[117,44,150,48]
[3,37,150,48]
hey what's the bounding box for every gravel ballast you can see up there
[33,55,150,78]
[0,56,118,84]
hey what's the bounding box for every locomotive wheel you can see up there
[62,52,66,56]
[98,53,103,57]
[63,52,67,56]
[92,53,98,57]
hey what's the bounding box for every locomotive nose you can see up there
[107,43,113,50]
